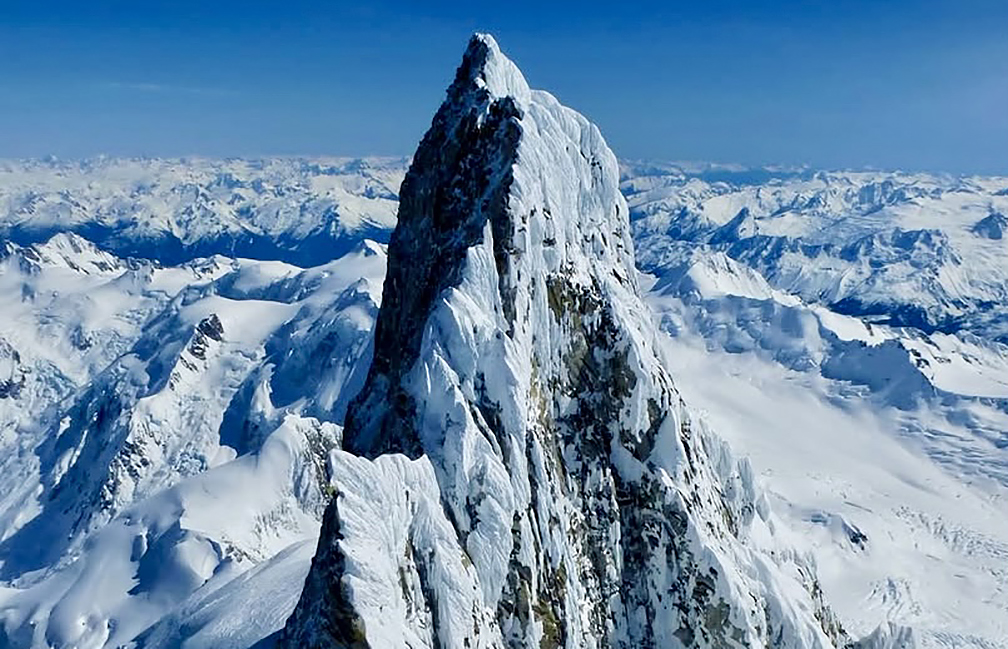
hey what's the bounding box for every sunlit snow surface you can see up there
[644,277,1008,649]
[0,156,1004,648]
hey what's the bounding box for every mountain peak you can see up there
[456,33,532,108]
[339,32,634,459]
[280,34,844,649]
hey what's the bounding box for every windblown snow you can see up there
[0,34,1004,649]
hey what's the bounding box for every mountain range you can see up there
[1,34,1005,649]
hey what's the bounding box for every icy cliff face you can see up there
[281,34,844,648]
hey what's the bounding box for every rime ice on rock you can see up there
[281,34,847,648]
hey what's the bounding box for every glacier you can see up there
[0,33,1004,649]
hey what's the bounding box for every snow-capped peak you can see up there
[465,33,532,108]
[280,34,845,649]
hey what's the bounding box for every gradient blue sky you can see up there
[1,1,1005,173]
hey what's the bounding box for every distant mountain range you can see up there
[4,155,1005,341]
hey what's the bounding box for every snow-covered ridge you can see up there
[281,33,848,648]
[0,232,385,647]
[624,164,1008,342]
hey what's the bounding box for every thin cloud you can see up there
[99,81,238,97]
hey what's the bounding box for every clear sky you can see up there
[1,1,1005,174]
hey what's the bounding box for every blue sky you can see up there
[1,1,1005,173]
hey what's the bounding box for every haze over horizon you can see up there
[1,0,1005,174]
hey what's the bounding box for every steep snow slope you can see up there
[281,34,846,649]
[642,244,1008,492]
[645,306,1008,649]
[0,236,386,647]
[0,414,334,648]
[644,262,1008,649]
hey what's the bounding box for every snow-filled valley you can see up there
[1,36,1007,649]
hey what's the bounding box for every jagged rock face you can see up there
[0,340,26,399]
[282,34,843,648]
[972,212,1007,240]
[343,39,522,458]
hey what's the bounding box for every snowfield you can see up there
[0,38,1006,649]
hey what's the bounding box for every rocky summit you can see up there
[280,34,847,649]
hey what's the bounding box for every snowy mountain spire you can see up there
[458,34,533,108]
[280,34,845,648]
